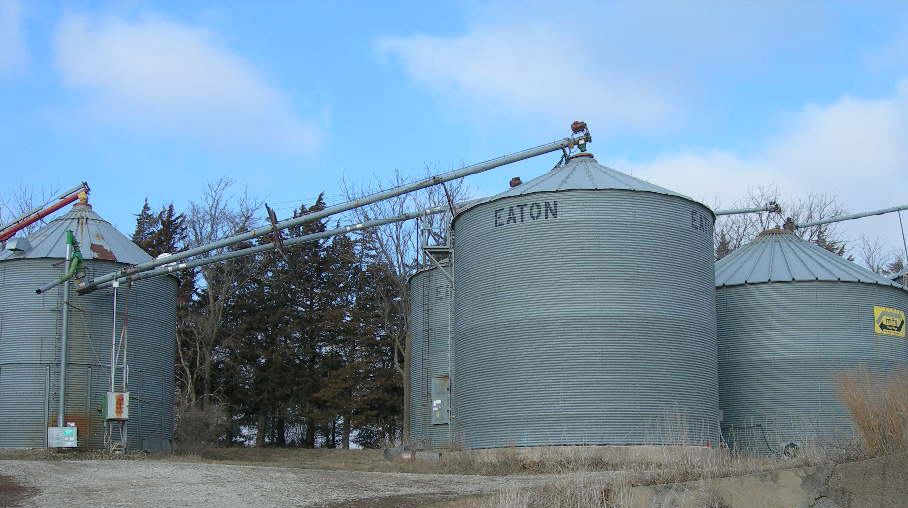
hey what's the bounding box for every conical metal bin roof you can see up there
[455,153,710,218]
[715,228,901,288]
[0,202,152,265]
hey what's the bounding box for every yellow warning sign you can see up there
[873,306,905,337]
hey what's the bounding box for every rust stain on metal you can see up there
[90,243,117,261]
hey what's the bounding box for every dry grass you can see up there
[429,444,846,508]
[839,368,908,457]
[159,441,841,478]
[474,478,614,508]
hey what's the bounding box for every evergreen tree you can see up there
[814,226,847,256]
[134,189,412,449]
[132,198,157,251]
[151,204,187,256]
[131,200,189,258]
[221,195,333,448]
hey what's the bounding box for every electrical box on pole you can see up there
[103,392,130,420]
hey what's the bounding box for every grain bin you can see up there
[715,228,908,454]
[0,202,177,451]
[451,153,719,449]
[407,262,452,449]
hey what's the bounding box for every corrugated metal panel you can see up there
[452,185,719,449]
[407,264,452,450]
[715,229,900,288]
[0,256,176,449]
[717,281,908,453]
[407,272,425,447]
[0,203,153,264]
[0,364,48,447]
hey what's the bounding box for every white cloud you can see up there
[54,14,320,152]
[377,27,675,132]
[0,0,26,75]
[376,3,833,134]
[377,3,908,255]
[626,81,908,250]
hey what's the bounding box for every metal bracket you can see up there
[265,204,290,264]
[425,251,454,283]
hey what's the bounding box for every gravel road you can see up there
[0,460,617,507]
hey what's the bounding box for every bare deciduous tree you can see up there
[859,235,906,275]
[341,166,472,442]
[179,178,261,408]
[714,186,849,259]
[0,184,61,239]
[860,236,890,274]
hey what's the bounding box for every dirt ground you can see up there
[2,449,905,508]
[0,459,614,508]
[0,474,35,508]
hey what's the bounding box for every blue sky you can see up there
[2,1,907,264]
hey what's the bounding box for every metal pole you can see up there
[76,132,592,293]
[795,203,908,229]
[715,202,781,216]
[85,205,450,292]
[122,287,129,392]
[898,211,908,264]
[44,366,49,447]
[447,241,455,449]
[111,283,118,393]
[57,238,72,427]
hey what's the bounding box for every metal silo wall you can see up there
[452,190,719,449]
[717,281,908,454]
[407,266,451,449]
[407,272,427,447]
[0,258,176,450]
[0,258,65,448]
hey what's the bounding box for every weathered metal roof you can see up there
[496,153,695,199]
[715,228,902,288]
[456,153,711,218]
[0,203,152,264]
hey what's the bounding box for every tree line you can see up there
[130,175,464,449]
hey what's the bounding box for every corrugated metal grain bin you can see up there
[407,263,452,449]
[715,228,908,454]
[0,202,176,451]
[451,153,720,449]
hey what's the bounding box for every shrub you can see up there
[173,400,230,453]
[838,368,908,457]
